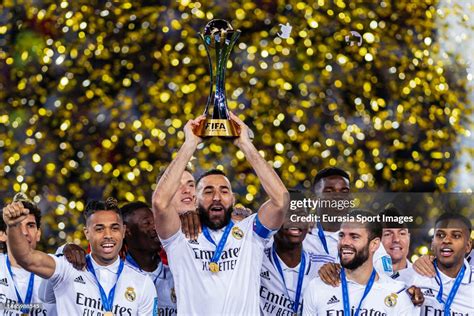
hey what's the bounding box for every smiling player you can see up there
[3,198,157,315]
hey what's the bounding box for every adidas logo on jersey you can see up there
[327,295,340,304]
[423,289,435,297]
[0,278,8,286]
[74,276,86,284]
[260,270,270,280]
[188,240,199,245]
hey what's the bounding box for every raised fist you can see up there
[2,202,30,227]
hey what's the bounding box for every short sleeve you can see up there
[38,277,56,304]
[48,255,73,288]
[394,290,420,314]
[302,279,318,315]
[373,247,393,275]
[253,214,278,240]
[160,229,186,252]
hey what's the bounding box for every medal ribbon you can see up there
[125,253,141,271]
[126,252,163,284]
[125,252,161,284]
[271,246,306,314]
[202,221,234,266]
[434,260,466,316]
[340,268,376,316]
[316,222,329,254]
[86,255,125,313]
[6,255,34,314]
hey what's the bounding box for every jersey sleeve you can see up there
[302,279,319,315]
[38,277,56,304]
[393,290,420,314]
[138,274,158,315]
[253,213,278,240]
[373,246,393,276]
[48,255,73,288]
[160,229,186,252]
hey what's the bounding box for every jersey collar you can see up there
[89,255,121,273]
[436,259,471,285]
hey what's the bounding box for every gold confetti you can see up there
[0,1,472,250]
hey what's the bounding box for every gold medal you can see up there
[104,312,114,316]
[384,293,398,307]
[209,262,220,273]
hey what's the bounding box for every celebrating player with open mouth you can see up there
[3,198,157,315]
[303,209,418,315]
[406,213,473,315]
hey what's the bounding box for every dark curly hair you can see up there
[84,197,122,223]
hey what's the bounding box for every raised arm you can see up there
[230,112,289,230]
[3,202,56,279]
[152,115,204,239]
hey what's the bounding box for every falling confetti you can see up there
[0,0,472,251]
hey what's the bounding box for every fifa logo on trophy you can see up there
[195,19,241,137]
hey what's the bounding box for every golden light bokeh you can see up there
[0,0,472,250]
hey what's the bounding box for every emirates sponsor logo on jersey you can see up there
[192,247,241,272]
[75,292,132,315]
[325,308,387,315]
[422,305,469,316]
[157,307,178,316]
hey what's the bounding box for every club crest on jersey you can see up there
[125,287,136,302]
[170,287,177,304]
[384,293,397,307]
[232,226,244,240]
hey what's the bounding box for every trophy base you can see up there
[195,119,240,137]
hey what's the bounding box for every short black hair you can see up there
[84,198,121,222]
[379,206,408,229]
[345,209,382,241]
[312,167,350,192]
[120,201,150,223]
[435,213,472,234]
[196,169,227,187]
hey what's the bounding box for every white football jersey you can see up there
[260,247,320,315]
[390,259,413,285]
[304,228,394,275]
[467,249,474,270]
[404,260,474,315]
[44,255,157,315]
[124,255,177,315]
[0,253,55,316]
[303,272,418,315]
[161,213,273,316]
